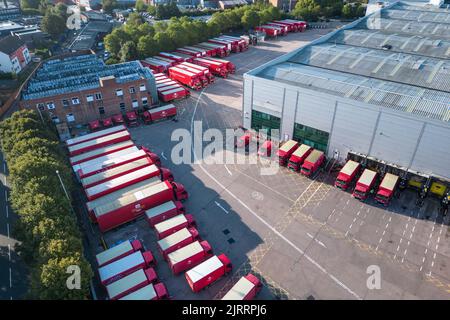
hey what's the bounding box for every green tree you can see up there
[241,9,260,30]
[126,12,143,27]
[102,0,117,14]
[104,27,128,57]
[20,0,40,9]
[292,0,321,22]
[341,3,353,18]
[52,2,68,20]
[147,5,156,16]
[154,31,174,51]
[137,34,158,58]
[41,12,66,39]
[135,0,147,12]
[120,41,138,61]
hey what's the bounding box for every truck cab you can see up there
[335,160,361,190]
[301,150,325,177]
[126,111,139,127]
[218,253,233,274]
[154,283,169,300]
[160,167,174,182]
[102,117,113,128]
[112,114,125,125]
[89,120,101,132]
[374,173,399,206]
[172,182,188,201]
[352,169,377,201]
[141,111,152,125]
[288,144,312,172]
[258,140,273,157]
[276,140,299,166]
[235,132,254,152]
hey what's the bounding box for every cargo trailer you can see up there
[66,125,127,147]
[221,274,262,300]
[211,37,239,53]
[141,104,178,124]
[281,19,307,31]
[185,254,232,292]
[218,36,248,51]
[168,66,202,90]
[154,214,195,239]
[167,240,212,274]
[159,52,193,63]
[288,144,312,172]
[125,111,139,127]
[106,268,158,300]
[191,45,216,57]
[204,57,235,73]
[69,140,135,166]
[145,200,185,227]
[141,59,171,73]
[267,22,289,34]
[176,48,202,58]
[254,26,279,37]
[197,42,230,56]
[193,58,228,78]
[93,180,188,232]
[335,160,361,190]
[98,250,155,285]
[153,55,178,66]
[157,227,199,260]
[68,130,132,156]
[208,39,232,52]
[156,81,179,88]
[301,150,325,177]
[96,239,143,267]
[375,173,399,206]
[183,46,208,56]
[159,87,189,102]
[352,169,377,201]
[276,140,299,166]
[178,62,213,84]
[119,283,168,300]
[85,165,172,201]
[157,52,184,63]
[273,20,298,32]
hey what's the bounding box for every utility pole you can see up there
[56,170,70,202]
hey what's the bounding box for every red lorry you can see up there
[158,86,190,102]
[81,157,155,189]
[141,58,171,73]
[125,111,139,127]
[178,62,212,85]
[374,173,399,206]
[145,200,185,227]
[106,268,158,300]
[85,164,173,201]
[102,117,113,127]
[159,51,194,63]
[98,250,155,285]
[301,150,325,177]
[191,45,216,57]
[142,104,178,124]
[176,48,202,58]
[267,22,289,34]
[204,57,235,73]
[157,227,199,260]
[208,38,233,52]
[119,282,168,300]
[258,140,273,157]
[282,19,307,31]
[197,42,230,57]
[193,58,228,78]
[88,120,101,131]
[219,36,248,51]
[154,214,196,239]
[92,180,188,232]
[276,140,299,166]
[216,36,242,52]
[68,130,132,156]
[183,46,208,56]
[255,25,279,37]
[221,274,262,300]
[152,55,177,66]
[69,140,135,166]
[274,20,298,32]
[335,160,361,190]
[95,239,143,267]
[288,144,312,172]
[112,113,125,125]
[158,52,184,63]
[265,24,286,36]
[168,66,202,90]
[185,254,232,292]
[352,169,378,201]
[167,240,212,274]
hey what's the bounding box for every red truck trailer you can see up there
[93,180,188,232]
[112,114,125,125]
[198,42,230,57]
[156,80,179,88]
[119,282,168,300]
[193,57,228,78]
[98,250,154,285]
[288,144,312,172]
[154,214,195,239]
[69,140,135,166]
[141,104,178,124]
[335,160,361,190]
[176,48,202,58]
[219,35,248,51]
[183,46,208,56]
[125,111,139,127]
[221,274,262,300]
[154,56,179,66]
[255,25,279,37]
[276,140,299,166]
[352,169,378,201]
[258,140,273,157]
[159,51,193,63]
[157,227,199,260]
[179,62,213,84]
[208,38,233,52]
[158,52,184,63]
[81,157,155,189]
[375,173,399,206]
[66,125,128,147]
[96,239,143,267]
[106,268,158,300]
[158,86,190,102]
[273,20,298,32]
[204,57,235,73]
[145,200,185,227]
[191,45,216,57]
[168,66,202,90]
[301,150,325,177]
[142,58,171,73]
[85,164,173,201]
[167,240,212,274]
[281,19,307,31]
[68,130,131,156]
[267,22,289,34]
[185,254,232,292]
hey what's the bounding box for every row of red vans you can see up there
[335,160,400,206]
[154,73,190,102]
[255,19,307,37]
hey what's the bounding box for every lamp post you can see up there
[56,170,70,202]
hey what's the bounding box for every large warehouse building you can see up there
[243,2,450,187]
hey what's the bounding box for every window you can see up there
[141,97,148,106]
[71,97,80,105]
[293,123,329,152]
[37,103,45,111]
[46,102,55,110]
[66,113,75,123]
[132,99,139,108]
[129,86,136,94]
[251,110,280,134]
[95,92,103,100]
[119,103,126,112]
[98,107,105,115]
[62,99,69,107]
[116,89,123,97]
[51,116,60,123]
[86,95,94,102]
[139,84,146,92]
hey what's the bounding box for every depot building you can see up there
[242,1,450,187]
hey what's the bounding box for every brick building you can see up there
[20,54,158,126]
[0,35,30,74]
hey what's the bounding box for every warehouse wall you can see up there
[243,74,450,179]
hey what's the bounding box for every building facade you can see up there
[243,2,450,182]
[20,54,158,126]
[0,35,30,74]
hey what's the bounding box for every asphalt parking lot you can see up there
[95,30,450,300]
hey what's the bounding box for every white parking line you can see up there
[9,268,12,288]
[5,205,8,218]
[8,244,11,261]
[7,223,10,238]
[160,152,168,160]
[224,165,232,176]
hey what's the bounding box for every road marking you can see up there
[7,223,10,238]
[9,268,12,288]
[214,201,229,214]
[160,152,168,160]
[4,190,7,200]
[224,165,232,176]
[8,244,11,261]
[5,205,8,218]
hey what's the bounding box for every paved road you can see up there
[0,151,29,299]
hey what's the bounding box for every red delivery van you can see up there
[276,140,299,166]
[157,227,199,259]
[288,144,312,172]
[185,254,232,292]
[352,169,377,201]
[167,240,212,274]
[106,268,158,300]
[154,214,195,239]
[221,273,262,300]
[301,150,325,177]
[145,200,185,227]
[335,160,361,190]
[119,282,168,300]
[375,173,399,206]
[95,239,143,267]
